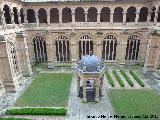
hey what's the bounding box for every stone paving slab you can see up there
[65,71,116,120]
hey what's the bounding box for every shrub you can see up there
[120,69,134,87]
[113,70,124,87]
[6,108,67,115]
[105,71,115,87]
[0,118,31,120]
[129,70,144,87]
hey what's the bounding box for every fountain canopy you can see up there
[77,54,105,73]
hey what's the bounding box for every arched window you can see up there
[75,7,85,22]
[27,9,36,23]
[3,4,11,24]
[62,7,72,23]
[100,7,110,22]
[102,35,117,60]
[113,7,123,23]
[38,8,47,23]
[151,6,156,22]
[138,7,148,22]
[13,7,19,24]
[158,7,160,22]
[87,7,97,22]
[20,8,24,23]
[79,35,93,59]
[7,42,19,74]
[126,6,136,22]
[33,36,47,62]
[50,8,59,23]
[125,34,140,60]
[55,35,70,61]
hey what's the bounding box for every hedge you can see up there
[6,108,67,115]
[129,70,144,87]
[113,70,124,87]
[105,71,115,87]
[120,69,134,87]
[0,118,31,120]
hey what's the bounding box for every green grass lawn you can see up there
[15,73,72,107]
[109,89,160,120]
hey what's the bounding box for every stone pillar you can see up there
[18,11,21,25]
[135,10,140,24]
[119,32,128,67]
[35,10,39,26]
[10,9,15,27]
[154,10,158,25]
[147,11,151,22]
[110,11,113,24]
[143,33,160,72]
[70,32,78,62]
[72,11,75,25]
[123,11,126,24]
[23,9,28,23]
[95,78,100,102]
[82,78,87,103]
[46,31,54,68]
[15,32,32,76]
[85,11,88,22]
[59,10,62,25]
[47,9,50,25]
[95,32,103,58]
[0,40,18,92]
[77,76,80,96]
[1,10,6,30]
[97,11,101,23]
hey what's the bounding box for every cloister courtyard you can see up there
[0,61,160,120]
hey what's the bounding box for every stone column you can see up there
[135,10,140,24]
[46,31,54,68]
[59,10,62,25]
[15,32,32,76]
[85,11,88,22]
[77,76,80,97]
[95,34,103,59]
[35,10,39,26]
[110,11,114,24]
[18,10,21,25]
[70,32,78,62]
[1,11,6,30]
[10,9,15,27]
[47,9,50,25]
[95,78,100,102]
[143,33,160,72]
[147,11,151,22]
[72,11,75,25]
[82,78,87,103]
[154,10,158,25]
[119,32,128,67]
[0,40,18,92]
[123,11,126,24]
[97,11,101,23]
[23,9,28,23]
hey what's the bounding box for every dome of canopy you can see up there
[78,54,104,72]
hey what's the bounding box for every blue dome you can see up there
[78,55,104,72]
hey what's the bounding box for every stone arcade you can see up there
[0,0,160,97]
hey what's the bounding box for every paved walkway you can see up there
[65,71,116,120]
